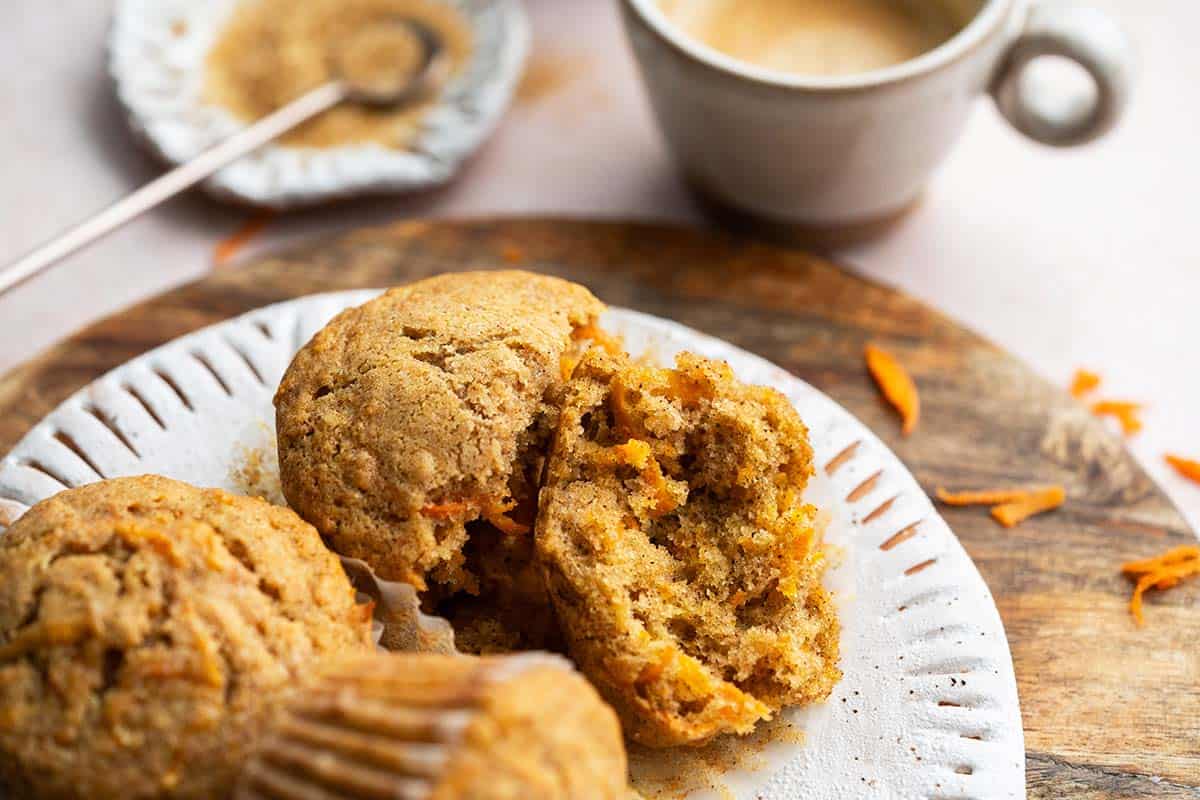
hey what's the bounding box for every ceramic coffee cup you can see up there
[620,0,1134,234]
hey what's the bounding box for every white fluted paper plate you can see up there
[0,293,1025,799]
[108,0,528,208]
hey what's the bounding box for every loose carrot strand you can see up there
[1121,545,1200,576]
[1126,557,1200,626]
[1091,400,1144,435]
[1069,369,1101,398]
[989,486,1066,528]
[214,212,273,267]
[864,345,920,436]
[1165,454,1200,486]
[935,487,1043,507]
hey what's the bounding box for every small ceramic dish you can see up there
[0,292,1025,798]
[108,0,529,208]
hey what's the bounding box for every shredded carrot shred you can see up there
[421,497,530,534]
[635,648,675,685]
[1165,454,1200,486]
[482,499,531,535]
[1069,369,1101,398]
[989,486,1066,528]
[611,439,678,517]
[483,510,530,535]
[609,378,636,436]
[1121,546,1200,626]
[864,345,919,436]
[213,212,273,267]
[935,487,1044,507]
[560,353,579,381]
[419,501,471,519]
[667,370,714,407]
[573,322,624,356]
[611,439,652,469]
[1121,545,1200,576]
[1091,400,1143,435]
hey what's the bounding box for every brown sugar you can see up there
[204,0,473,149]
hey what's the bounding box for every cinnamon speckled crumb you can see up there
[537,349,840,747]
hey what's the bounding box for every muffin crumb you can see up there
[537,350,841,746]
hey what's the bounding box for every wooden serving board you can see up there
[0,219,1195,798]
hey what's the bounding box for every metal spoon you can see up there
[0,19,447,297]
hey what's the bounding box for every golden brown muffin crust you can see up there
[274,271,605,652]
[0,475,373,800]
[537,351,841,747]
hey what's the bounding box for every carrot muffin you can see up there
[0,475,374,800]
[274,271,607,653]
[236,652,628,800]
[536,350,841,747]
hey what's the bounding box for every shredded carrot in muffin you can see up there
[988,486,1066,528]
[935,487,1042,506]
[1165,454,1200,486]
[1091,400,1143,435]
[1121,546,1200,626]
[560,353,579,381]
[421,498,530,534]
[572,322,624,356]
[483,503,531,536]
[864,345,919,436]
[1070,369,1101,398]
[563,322,623,380]
[610,439,679,518]
[609,378,636,436]
[213,212,273,267]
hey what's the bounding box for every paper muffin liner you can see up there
[340,556,458,655]
[234,652,627,800]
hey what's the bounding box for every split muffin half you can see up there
[537,349,841,746]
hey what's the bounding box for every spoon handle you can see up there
[0,80,348,297]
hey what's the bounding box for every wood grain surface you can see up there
[0,219,1195,798]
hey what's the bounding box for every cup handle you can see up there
[990,3,1134,146]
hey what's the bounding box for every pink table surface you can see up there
[1,0,1197,533]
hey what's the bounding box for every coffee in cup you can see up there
[655,0,967,77]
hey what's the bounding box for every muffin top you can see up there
[274,271,605,631]
[537,350,841,746]
[0,475,373,800]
